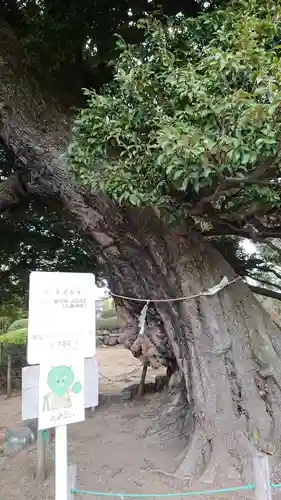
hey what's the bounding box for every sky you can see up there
[241,238,256,255]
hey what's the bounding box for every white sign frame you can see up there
[22,357,99,421]
[38,358,85,431]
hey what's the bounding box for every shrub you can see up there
[1,328,28,344]
[96,316,119,331]
[100,308,116,319]
[7,318,29,332]
[0,332,27,375]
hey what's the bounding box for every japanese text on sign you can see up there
[27,272,96,364]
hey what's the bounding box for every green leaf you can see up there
[129,194,139,206]
[173,169,184,180]
[241,151,252,165]
[166,164,174,174]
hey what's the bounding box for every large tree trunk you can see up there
[1,22,281,486]
[105,218,281,484]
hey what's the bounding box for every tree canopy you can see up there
[0,0,229,306]
[70,0,281,235]
[1,0,281,305]
[0,0,226,93]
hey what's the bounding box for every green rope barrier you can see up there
[71,484,255,497]
[41,431,281,497]
[42,429,55,462]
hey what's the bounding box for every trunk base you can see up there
[175,426,259,485]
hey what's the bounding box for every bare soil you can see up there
[0,346,280,500]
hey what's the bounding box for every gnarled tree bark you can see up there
[1,22,281,486]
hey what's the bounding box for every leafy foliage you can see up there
[0,141,101,305]
[7,318,28,332]
[1,327,27,344]
[100,308,117,319]
[96,316,119,331]
[0,204,99,306]
[70,0,281,229]
[0,339,27,378]
[2,0,226,91]
[0,302,26,324]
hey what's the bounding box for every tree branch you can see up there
[258,266,281,283]
[266,239,281,258]
[249,284,281,302]
[191,141,281,215]
[253,277,281,291]
[203,220,281,240]
[224,141,281,186]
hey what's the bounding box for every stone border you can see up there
[88,374,169,411]
[21,376,169,441]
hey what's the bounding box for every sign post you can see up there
[55,425,68,500]
[23,271,98,500]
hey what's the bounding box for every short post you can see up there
[138,361,148,396]
[55,425,68,500]
[6,355,12,398]
[37,430,47,482]
[67,464,77,500]
[253,454,272,500]
[0,341,4,364]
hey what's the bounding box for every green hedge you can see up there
[96,316,119,331]
[7,318,29,332]
[1,320,119,343]
[100,308,117,319]
[0,337,27,374]
[0,315,120,381]
[0,317,119,344]
[2,319,119,340]
[1,327,28,344]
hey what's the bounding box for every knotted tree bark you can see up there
[1,23,281,485]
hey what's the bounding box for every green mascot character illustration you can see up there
[42,365,82,412]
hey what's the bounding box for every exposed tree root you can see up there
[175,427,211,482]
[174,426,269,485]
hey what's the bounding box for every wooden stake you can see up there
[6,355,12,398]
[0,341,4,365]
[55,425,68,500]
[138,361,148,396]
[254,454,272,500]
[67,464,77,500]
[36,429,47,482]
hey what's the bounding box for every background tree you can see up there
[216,236,281,300]
[1,0,281,485]
[0,142,99,307]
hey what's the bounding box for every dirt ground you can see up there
[0,346,280,500]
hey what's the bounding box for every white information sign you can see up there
[22,357,99,421]
[38,358,85,430]
[27,272,96,364]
